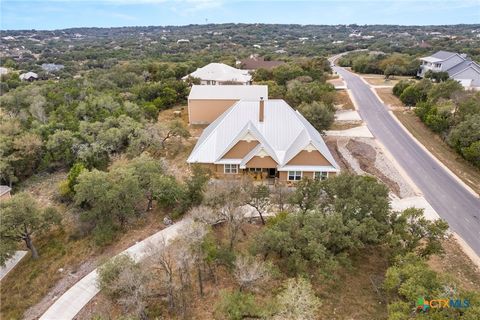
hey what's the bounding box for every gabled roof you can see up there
[430,51,458,60]
[447,60,480,76]
[182,63,252,83]
[188,85,268,100]
[19,72,38,80]
[187,99,339,171]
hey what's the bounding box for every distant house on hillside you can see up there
[182,63,252,85]
[187,99,340,183]
[238,55,285,71]
[19,72,38,81]
[418,51,480,88]
[188,85,268,124]
[41,63,64,73]
[0,186,11,201]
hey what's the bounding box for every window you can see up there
[314,172,328,181]
[249,168,262,172]
[224,164,238,174]
[288,171,302,181]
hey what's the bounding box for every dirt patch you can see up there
[429,236,480,292]
[330,120,363,131]
[346,139,401,196]
[334,90,355,110]
[324,137,354,172]
[375,88,404,110]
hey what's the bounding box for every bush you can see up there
[215,290,264,320]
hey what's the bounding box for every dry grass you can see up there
[334,90,355,110]
[330,121,363,131]
[375,88,404,109]
[0,171,170,320]
[429,237,480,293]
[362,74,415,86]
[318,247,389,320]
[393,110,480,195]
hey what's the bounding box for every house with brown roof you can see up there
[188,85,268,124]
[187,99,340,183]
[238,55,285,71]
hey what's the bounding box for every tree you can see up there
[245,183,270,224]
[74,168,142,244]
[399,85,422,106]
[204,180,248,250]
[393,80,415,97]
[97,254,150,320]
[273,278,321,320]
[180,164,210,212]
[126,154,166,211]
[288,178,323,214]
[215,290,264,320]
[388,208,448,259]
[297,101,335,133]
[234,254,271,291]
[0,193,61,264]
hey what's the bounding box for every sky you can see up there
[1,0,479,30]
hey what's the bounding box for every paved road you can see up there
[332,65,480,256]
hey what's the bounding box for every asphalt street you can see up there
[333,65,480,256]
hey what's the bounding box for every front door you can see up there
[268,168,277,178]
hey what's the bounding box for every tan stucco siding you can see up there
[222,141,259,159]
[279,171,288,181]
[287,150,332,166]
[188,99,238,124]
[246,156,277,168]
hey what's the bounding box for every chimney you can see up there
[259,97,264,122]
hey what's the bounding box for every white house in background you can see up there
[182,63,252,85]
[188,85,268,124]
[19,72,38,81]
[418,51,480,88]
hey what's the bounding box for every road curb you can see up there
[387,109,479,199]
[368,80,479,199]
[339,73,423,195]
[452,232,480,269]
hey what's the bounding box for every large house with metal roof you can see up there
[187,99,340,183]
[188,85,268,124]
[418,51,480,88]
[182,63,252,85]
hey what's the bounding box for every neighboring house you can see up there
[41,63,64,72]
[188,85,268,124]
[182,63,252,85]
[418,51,480,88]
[0,186,12,201]
[238,56,285,71]
[187,99,340,183]
[19,72,38,81]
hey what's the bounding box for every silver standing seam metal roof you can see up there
[182,63,252,83]
[187,99,339,171]
[188,85,268,100]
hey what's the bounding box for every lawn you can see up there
[362,74,416,86]
[393,109,480,195]
[375,88,404,109]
